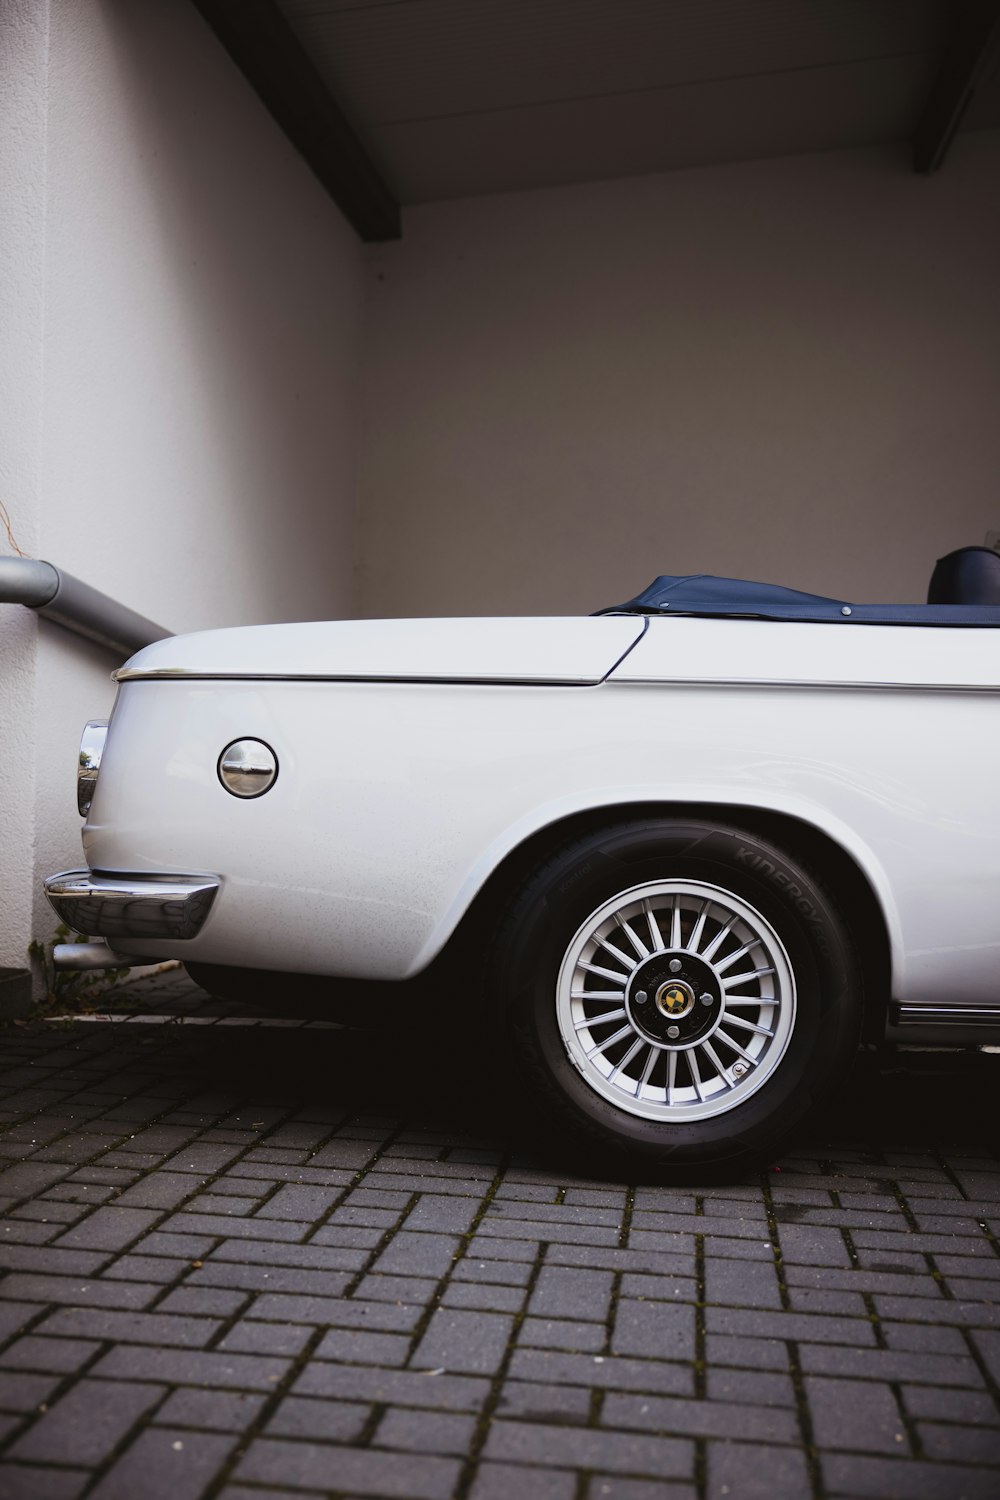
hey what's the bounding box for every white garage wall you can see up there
[0,0,366,973]
[40,0,365,634]
[358,133,1000,618]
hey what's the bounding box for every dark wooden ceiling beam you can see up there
[914,0,1000,173]
[191,0,400,241]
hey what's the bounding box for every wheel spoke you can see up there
[714,940,761,975]
[701,1038,731,1086]
[687,900,709,953]
[665,1047,678,1103]
[585,1023,633,1057]
[643,899,663,952]
[635,1043,659,1097]
[689,1045,707,1101]
[609,1036,645,1083]
[722,967,776,992]
[614,916,649,961]
[721,1011,774,1038]
[579,961,630,985]
[574,1007,627,1031]
[701,914,738,961]
[669,896,682,950]
[592,935,639,970]
[726,994,779,1009]
[572,989,628,1000]
[714,1026,755,1063]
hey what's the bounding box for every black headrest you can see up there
[928,547,1000,605]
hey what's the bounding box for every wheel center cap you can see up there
[626,951,722,1047]
[655,979,695,1019]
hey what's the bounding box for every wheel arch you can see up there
[437,800,892,1042]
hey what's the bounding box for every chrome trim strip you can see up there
[112,667,1000,694]
[609,677,1000,695]
[894,1004,1000,1026]
[112,669,607,687]
[43,870,219,942]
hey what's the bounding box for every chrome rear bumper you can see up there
[44,870,219,941]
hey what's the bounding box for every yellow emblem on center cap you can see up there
[654,978,695,1019]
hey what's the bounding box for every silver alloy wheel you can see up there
[555,879,796,1122]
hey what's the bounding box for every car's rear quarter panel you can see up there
[85,633,1000,1003]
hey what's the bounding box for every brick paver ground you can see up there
[1,969,999,1499]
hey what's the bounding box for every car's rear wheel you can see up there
[490,818,861,1177]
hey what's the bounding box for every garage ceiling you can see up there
[196,0,1000,236]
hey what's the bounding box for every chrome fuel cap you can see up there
[218,739,278,798]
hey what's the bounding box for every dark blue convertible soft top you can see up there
[600,574,1000,626]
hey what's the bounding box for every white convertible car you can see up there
[45,548,1000,1175]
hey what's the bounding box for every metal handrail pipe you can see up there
[0,557,171,656]
[0,556,57,606]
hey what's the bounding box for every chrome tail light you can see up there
[77,720,108,817]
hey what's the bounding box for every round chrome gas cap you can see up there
[218,739,278,799]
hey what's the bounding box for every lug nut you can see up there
[635,990,648,1005]
[700,993,713,1006]
[668,958,682,974]
[667,1025,680,1038]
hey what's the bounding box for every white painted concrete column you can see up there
[0,0,48,988]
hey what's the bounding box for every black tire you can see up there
[488,818,862,1178]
